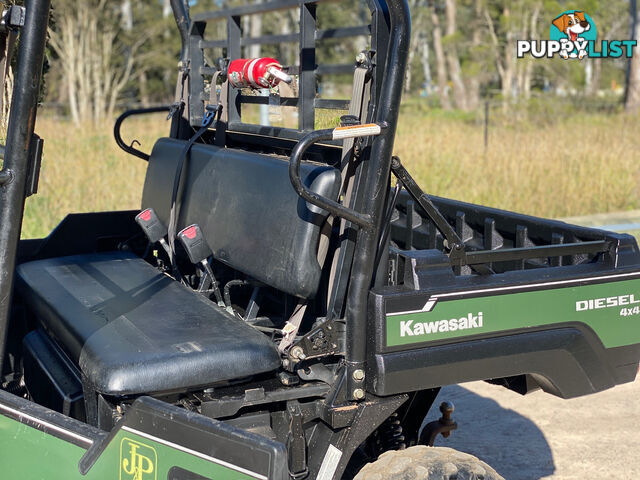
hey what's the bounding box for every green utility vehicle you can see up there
[0,0,638,479]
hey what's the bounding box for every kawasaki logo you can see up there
[400,312,484,337]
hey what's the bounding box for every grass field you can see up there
[21,104,640,239]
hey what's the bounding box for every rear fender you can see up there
[0,389,287,480]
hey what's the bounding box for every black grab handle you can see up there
[288,123,383,230]
[114,105,172,161]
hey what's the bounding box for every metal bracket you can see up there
[25,133,43,197]
[391,156,465,257]
[0,6,25,32]
[288,319,344,364]
[355,50,374,75]
[297,363,336,385]
[286,402,308,478]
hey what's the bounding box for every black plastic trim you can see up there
[368,326,639,399]
[79,396,287,479]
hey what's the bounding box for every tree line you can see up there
[41,0,640,124]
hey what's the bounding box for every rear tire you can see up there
[353,446,504,480]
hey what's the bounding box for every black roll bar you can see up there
[0,0,51,374]
[342,0,411,400]
[170,0,190,65]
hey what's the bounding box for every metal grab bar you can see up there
[288,123,383,229]
[113,105,172,161]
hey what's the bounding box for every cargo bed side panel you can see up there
[369,273,640,398]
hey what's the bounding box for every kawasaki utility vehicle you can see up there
[0,0,638,479]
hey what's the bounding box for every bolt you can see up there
[353,388,365,400]
[290,346,306,360]
[356,52,367,64]
[352,369,365,381]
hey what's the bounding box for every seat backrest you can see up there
[142,138,341,299]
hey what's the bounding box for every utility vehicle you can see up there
[0,0,638,479]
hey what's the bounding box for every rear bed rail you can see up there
[388,191,637,278]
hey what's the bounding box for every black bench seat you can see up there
[16,251,281,396]
[15,139,341,401]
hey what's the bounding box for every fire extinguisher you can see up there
[227,57,292,89]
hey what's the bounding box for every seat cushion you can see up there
[143,138,341,299]
[16,252,281,396]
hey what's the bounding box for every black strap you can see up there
[167,107,220,281]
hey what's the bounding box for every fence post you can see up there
[484,100,489,150]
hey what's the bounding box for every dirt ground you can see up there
[430,377,640,479]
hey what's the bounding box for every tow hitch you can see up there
[420,401,458,446]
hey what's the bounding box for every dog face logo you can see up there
[550,10,597,60]
[553,12,590,43]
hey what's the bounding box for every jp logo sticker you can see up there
[120,437,157,480]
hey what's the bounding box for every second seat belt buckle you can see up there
[136,208,172,257]
[177,224,212,264]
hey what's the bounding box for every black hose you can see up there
[223,279,249,308]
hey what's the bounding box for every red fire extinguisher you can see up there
[227,57,292,89]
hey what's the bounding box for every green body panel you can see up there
[0,414,256,480]
[386,277,640,348]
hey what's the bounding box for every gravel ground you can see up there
[430,377,640,479]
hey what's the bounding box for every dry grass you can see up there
[21,106,640,239]
[22,112,169,238]
[394,104,640,219]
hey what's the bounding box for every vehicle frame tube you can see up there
[344,0,411,401]
[0,0,51,373]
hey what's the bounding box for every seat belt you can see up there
[278,64,371,354]
[167,71,223,280]
[326,65,371,312]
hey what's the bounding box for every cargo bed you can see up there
[368,191,640,399]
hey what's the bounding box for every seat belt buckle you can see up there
[177,224,212,264]
[202,104,221,127]
[177,224,226,308]
[136,208,168,244]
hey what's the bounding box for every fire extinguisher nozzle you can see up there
[268,66,293,84]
